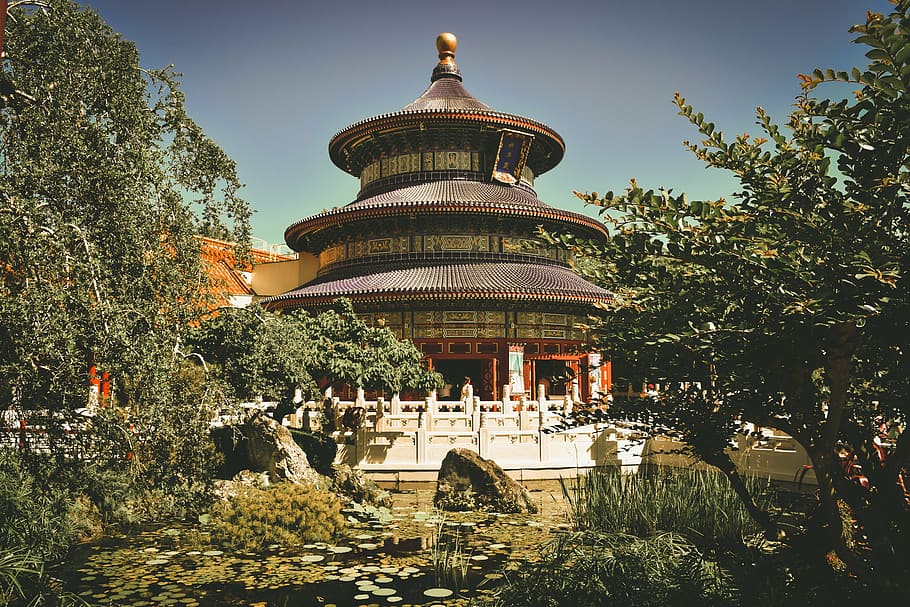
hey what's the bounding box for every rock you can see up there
[333,463,392,508]
[239,410,322,485]
[434,448,538,514]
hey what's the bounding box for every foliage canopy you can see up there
[556,0,910,594]
[187,300,443,419]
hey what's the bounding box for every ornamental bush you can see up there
[212,483,345,552]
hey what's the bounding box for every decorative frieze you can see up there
[359,149,534,188]
[424,234,490,252]
[360,150,483,188]
[318,235,566,272]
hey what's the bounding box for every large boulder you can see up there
[239,411,322,485]
[434,448,538,514]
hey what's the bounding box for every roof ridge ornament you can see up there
[431,32,462,82]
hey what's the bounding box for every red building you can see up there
[263,34,612,401]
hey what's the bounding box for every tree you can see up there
[556,1,910,594]
[0,0,250,493]
[188,300,443,422]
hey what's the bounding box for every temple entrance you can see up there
[532,360,575,397]
[432,359,486,400]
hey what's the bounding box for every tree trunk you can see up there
[808,446,874,580]
[705,451,784,540]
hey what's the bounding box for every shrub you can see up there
[212,482,345,552]
[0,451,82,560]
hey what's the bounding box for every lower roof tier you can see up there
[262,261,613,310]
[284,179,608,251]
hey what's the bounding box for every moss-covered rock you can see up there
[434,448,537,514]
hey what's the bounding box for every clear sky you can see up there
[79,0,891,250]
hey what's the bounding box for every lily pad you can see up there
[372,587,396,596]
[424,587,454,598]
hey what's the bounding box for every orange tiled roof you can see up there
[198,236,292,308]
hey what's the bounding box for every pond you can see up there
[62,486,571,607]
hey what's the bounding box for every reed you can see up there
[481,531,735,607]
[430,516,472,590]
[560,466,772,548]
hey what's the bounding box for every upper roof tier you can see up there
[328,34,565,179]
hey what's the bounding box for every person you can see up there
[461,377,473,404]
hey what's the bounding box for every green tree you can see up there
[188,299,442,421]
[557,1,910,594]
[0,0,250,506]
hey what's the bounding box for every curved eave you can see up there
[329,110,565,175]
[264,291,611,311]
[260,262,614,312]
[284,200,608,252]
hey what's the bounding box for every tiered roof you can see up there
[268,34,612,311]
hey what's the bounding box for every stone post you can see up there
[537,386,548,413]
[355,386,366,408]
[539,426,549,463]
[391,392,401,415]
[374,397,386,432]
[416,428,427,464]
[331,397,342,432]
[563,395,573,416]
[479,427,490,459]
[502,385,512,412]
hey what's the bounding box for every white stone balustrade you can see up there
[280,399,817,484]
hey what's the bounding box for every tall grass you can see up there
[0,549,42,606]
[560,467,773,548]
[481,531,735,607]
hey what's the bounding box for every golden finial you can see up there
[436,33,457,64]
[431,33,461,82]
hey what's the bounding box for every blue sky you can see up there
[80,0,892,250]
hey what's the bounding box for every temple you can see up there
[262,34,613,403]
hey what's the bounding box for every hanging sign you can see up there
[508,344,525,394]
[491,130,533,185]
